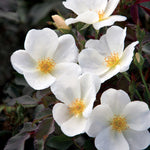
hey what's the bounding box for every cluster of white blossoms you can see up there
[86,89,150,150]
[63,0,126,30]
[11,28,81,90]
[10,0,150,150]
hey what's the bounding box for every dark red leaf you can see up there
[135,0,150,4]
[35,118,55,140]
[130,5,140,24]
[4,133,30,150]
[139,5,150,15]
[4,123,37,150]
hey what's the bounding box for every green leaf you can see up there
[136,25,145,43]
[142,43,150,54]
[36,89,57,107]
[0,105,5,113]
[46,134,73,150]
[83,139,95,150]
[76,22,86,31]
[0,10,19,22]
[80,24,90,31]
[35,118,55,139]
[29,1,62,25]
[17,0,28,23]
[36,88,51,100]
[7,95,38,108]
[14,76,28,86]
[0,130,11,137]
[20,122,37,133]
[40,94,57,108]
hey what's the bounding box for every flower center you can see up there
[110,115,128,132]
[69,99,86,117]
[104,52,120,68]
[37,58,56,74]
[98,10,105,21]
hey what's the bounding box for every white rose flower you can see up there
[11,28,81,90]
[86,88,150,150]
[51,74,101,136]
[63,0,127,30]
[78,26,139,83]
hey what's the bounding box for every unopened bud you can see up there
[134,52,144,68]
[135,52,140,63]
[52,15,70,30]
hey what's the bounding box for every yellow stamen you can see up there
[110,115,128,132]
[37,58,56,74]
[98,10,105,21]
[104,52,120,68]
[69,99,86,117]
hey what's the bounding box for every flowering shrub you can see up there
[1,0,150,150]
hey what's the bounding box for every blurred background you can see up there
[0,0,69,149]
[0,0,69,100]
[0,0,150,150]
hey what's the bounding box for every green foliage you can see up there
[0,0,150,150]
[6,95,38,108]
[34,139,45,150]
[34,108,52,120]
[4,122,37,150]
[83,139,95,150]
[136,25,146,44]
[4,132,30,150]
[35,118,55,139]
[29,1,62,25]
[134,52,145,69]
[46,134,73,150]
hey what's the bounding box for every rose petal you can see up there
[120,41,139,72]
[93,15,127,30]
[85,35,110,56]
[99,65,120,83]
[85,0,107,12]
[95,127,129,150]
[78,49,109,75]
[61,116,87,136]
[63,0,89,15]
[51,74,81,105]
[65,11,98,25]
[122,101,150,131]
[101,88,131,114]
[53,34,78,63]
[123,129,150,150]
[80,73,101,102]
[24,71,56,90]
[104,0,120,17]
[11,50,37,74]
[52,103,71,126]
[80,74,101,117]
[106,26,126,57]
[24,28,58,60]
[86,104,113,137]
[51,63,81,79]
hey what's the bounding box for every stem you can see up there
[73,138,83,150]
[122,72,131,82]
[32,114,52,124]
[70,30,82,52]
[122,72,143,101]
[95,29,99,39]
[139,69,150,99]
[135,90,143,101]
